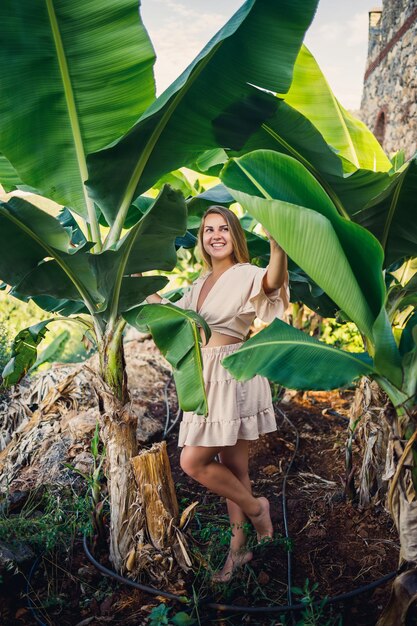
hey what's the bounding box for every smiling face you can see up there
[202,212,234,264]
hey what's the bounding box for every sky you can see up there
[141,0,381,110]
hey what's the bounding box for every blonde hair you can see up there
[198,205,250,270]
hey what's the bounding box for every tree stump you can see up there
[131,441,179,550]
[129,441,194,580]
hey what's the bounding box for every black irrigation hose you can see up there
[26,399,400,621]
[81,398,400,615]
[26,555,48,626]
[82,535,188,603]
[276,406,300,608]
[83,532,399,615]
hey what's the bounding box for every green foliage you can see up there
[148,604,196,626]
[0,292,93,375]
[287,579,342,626]
[0,487,92,553]
[125,303,211,415]
[65,422,105,508]
[2,319,51,386]
[223,319,374,391]
[320,319,364,353]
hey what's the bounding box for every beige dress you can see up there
[163,263,290,447]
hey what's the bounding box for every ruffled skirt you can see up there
[178,342,276,447]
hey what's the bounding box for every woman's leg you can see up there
[219,440,252,551]
[180,444,273,541]
[211,440,254,581]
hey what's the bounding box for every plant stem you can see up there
[100,317,128,403]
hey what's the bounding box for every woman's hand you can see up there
[261,227,282,250]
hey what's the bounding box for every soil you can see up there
[0,384,400,626]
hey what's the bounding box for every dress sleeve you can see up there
[242,266,290,323]
[160,284,194,309]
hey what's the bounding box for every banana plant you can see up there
[222,45,417,271]
[0,0,319,571]
[219,150,417,612]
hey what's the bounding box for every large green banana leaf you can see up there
[0,185,186,319]
[282,46,391,173]
[221,150,385,324]
[230,98,344,180]
[124,304,211,415]
[86,0,319,229]
[222,318,374,390]
[220,150,402,384]
[0,197,99,314]
[0,0,156,220]
[350,158,417,266]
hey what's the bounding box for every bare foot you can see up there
[249,497,273,543]
[211,548,253,583]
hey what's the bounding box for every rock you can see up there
[0,541,35,574]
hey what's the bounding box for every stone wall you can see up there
[360,1,417,158]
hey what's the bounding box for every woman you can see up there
[147,205,289,581]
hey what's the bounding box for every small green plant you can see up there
[288,579,342,626]
[64,422,107,538]
[148,603,196,626]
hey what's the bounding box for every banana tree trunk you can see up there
[374,379,417,625]
[352,377,390,507]
[96,318,141,571]
[95,319,194,578]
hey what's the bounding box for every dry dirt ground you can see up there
[0,340,400,625]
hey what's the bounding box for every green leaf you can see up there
[120,186,187,275]
[186,184,235,229]
[87,0,319,226]
[124,304,210,415]
[353,158,417,266]
[223,319,374,390]
[2,320,52,386]
[116,276,168,315]
[289,268,338,317]
[93,184,186,321]
[193,148,229,176]
[0,152,22,191]
[30,296,88,316]
[400,312,417,356]
[282,46,391,172]
[230,98,344,183]
[220,150,403,384]
[0,0,156,218]
[220,151,381,336]
[0,197,100,315]
[58,207,87,246]
[30,330,70,372]
[152,170,196,199]
[171,612,196,626]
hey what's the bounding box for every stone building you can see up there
[360,1,417,159]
